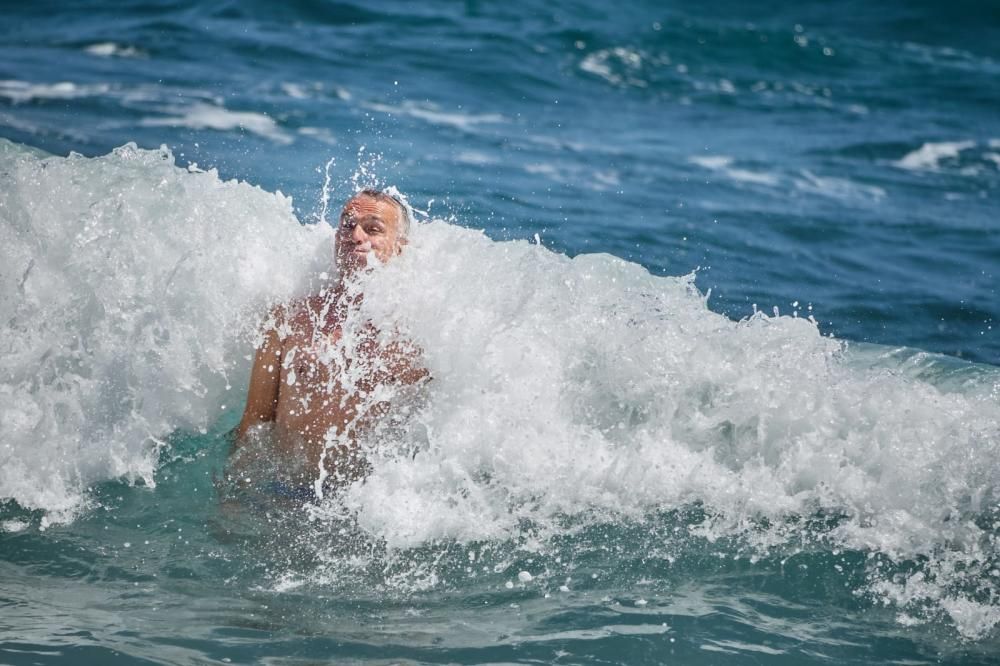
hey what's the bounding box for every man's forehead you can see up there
[341,195,400,223]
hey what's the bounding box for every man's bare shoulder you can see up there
[264,298,321,337]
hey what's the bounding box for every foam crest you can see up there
[688,155,779,187]
[139,103,293,144]
[364,101,505,132]
[0,79,112,104]
[84,42,145,59]
[0,140,332,520]
[895,140,976,170]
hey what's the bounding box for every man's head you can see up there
[335,189,410,274]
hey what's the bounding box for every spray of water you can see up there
[2,140,998,637]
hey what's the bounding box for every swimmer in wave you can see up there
[228,189,428,499]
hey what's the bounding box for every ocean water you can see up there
[1,1,999,664]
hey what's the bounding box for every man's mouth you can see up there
[340,245,368,257]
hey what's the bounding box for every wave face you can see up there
[0,140,331,519]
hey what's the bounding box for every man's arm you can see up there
[234,314,284,442]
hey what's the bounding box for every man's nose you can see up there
[351,225,369,245]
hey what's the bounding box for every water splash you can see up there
[2,140,998,638]
[329,221,999,638]
[0,139,332,522]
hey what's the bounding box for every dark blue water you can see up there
[2,1,999,664]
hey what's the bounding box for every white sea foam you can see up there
[140,103,293,144]
[84,42,144,58]
[689,155,733,170]
[280,82,310,99]
[580,47,648,87]
[0,80,111,103]
[895,140,975,171]
[338,226,999,549]
[297,126,337,145]
[524,162,620,191]
[693,159,885,202]
[689,155,780,186]
[0,140,331,521]
[0,520,29,533]
[279,82,351,101]
[365,101,505,131]
[794,170,886,202]
[455,150,497,165]
[0,112,41,134]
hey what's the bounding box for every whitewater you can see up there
[2,140,998,654]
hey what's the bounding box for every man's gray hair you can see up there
[357,188,413,239]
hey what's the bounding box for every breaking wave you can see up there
[1,140,998,638]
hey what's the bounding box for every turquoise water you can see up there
[2,1,1000,663]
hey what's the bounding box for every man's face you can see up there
[335,194,404,274]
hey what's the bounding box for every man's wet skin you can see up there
[231,192,426,489]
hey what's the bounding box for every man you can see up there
[229,189,427,498]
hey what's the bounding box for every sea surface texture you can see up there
[1,1,999,664]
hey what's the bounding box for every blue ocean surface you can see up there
[1,1,999,664]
